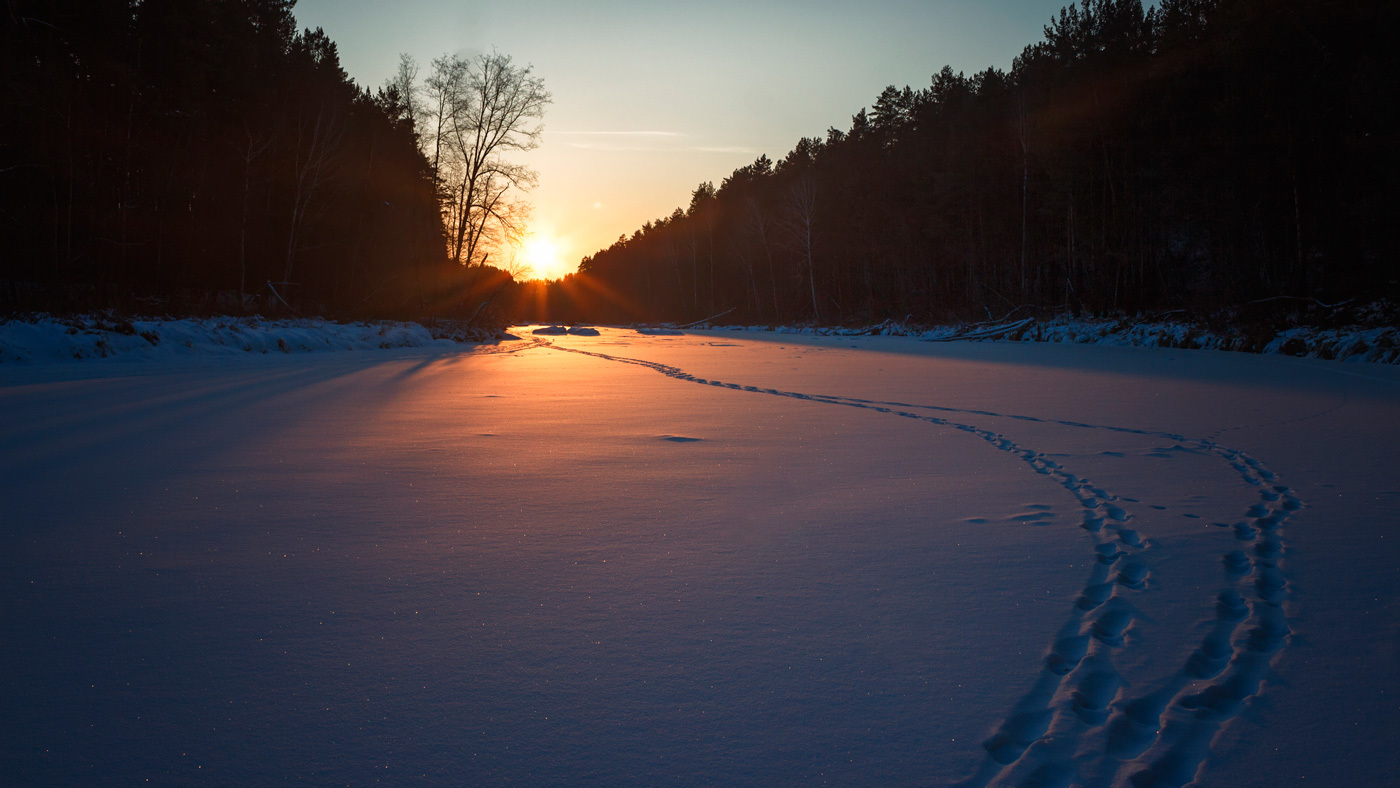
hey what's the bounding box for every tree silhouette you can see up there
[547,0,1397,327]
[0,2,539,322]
[428,52,551,268]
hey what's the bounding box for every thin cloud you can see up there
[550,131,684,137]
[565,141,666,152]
[559,135,754,154]
[691,145,755,154]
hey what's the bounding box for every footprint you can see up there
[1095,543,1123,564]
[1253,537,1282,566]
[1185,621,1237,680]
[1106,689,1175,758]
[1216,590,1249,621]
[983,709,1054,764]
[1246,605,1289,652]
[1077,582,1114,611]
[1129,736,1213,788]
[1072,670,1123,725]
[1223,551,1251,575]
[1254,567,1287,605]
[1116,560,1149,590]
[1180,672,1261,720]
[1092,608,1134,645]
[1046,634,1090,675]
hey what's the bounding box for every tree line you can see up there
[1,1,545,320]
[541,0,1397,326]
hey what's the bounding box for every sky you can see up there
[293,0,1073,279]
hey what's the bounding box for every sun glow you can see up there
[522,235,568,280]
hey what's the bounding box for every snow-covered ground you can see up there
[0,315,490,366]
[3,313,1395,368]
[2,327,1397,786]
[713,315,1400,364]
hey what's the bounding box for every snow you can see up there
[0,315,486,366]
[2,326,1398,786]
[532,324,602,336]
[710,316,1400,364]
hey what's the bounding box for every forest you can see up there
[0,0,530,320]
[3,0,1396,328]
[535,0,1398,326]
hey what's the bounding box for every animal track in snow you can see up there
[539,340,1300,788]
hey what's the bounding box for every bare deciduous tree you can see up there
[427,52,550,268]
[423,54,466,186]
[387,54,422,132]
[745,196,781,320]
[784,177,820,322]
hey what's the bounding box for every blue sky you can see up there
[294,0,1073,276]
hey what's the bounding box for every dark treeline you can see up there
[2,1,511,318]
[547,0,1398,326]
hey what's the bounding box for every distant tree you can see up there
[384,54,423,134]
[281,34,346,283]
[785,176,819,321]
[428,52,551,268]
[688,181,718,313]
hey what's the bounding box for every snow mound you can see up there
[532,325,569,335]
[636,327,684,336]
[0,315,481,365]
[706,316,1400,364]
[566,326,600,336]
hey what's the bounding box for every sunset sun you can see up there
[522,235,567,280]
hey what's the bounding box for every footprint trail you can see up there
[538,340,1300,788]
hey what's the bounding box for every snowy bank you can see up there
[703,314,1400,364]
[0,315,498,365]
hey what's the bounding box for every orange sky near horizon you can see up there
[293,0,1071,280]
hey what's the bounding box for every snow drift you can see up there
[0,315,497,364]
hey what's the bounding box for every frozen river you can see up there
[3,328,1398,786]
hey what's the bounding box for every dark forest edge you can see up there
[1,0,526,329]
[537,0,1398,330]
[3,0,1397,340]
